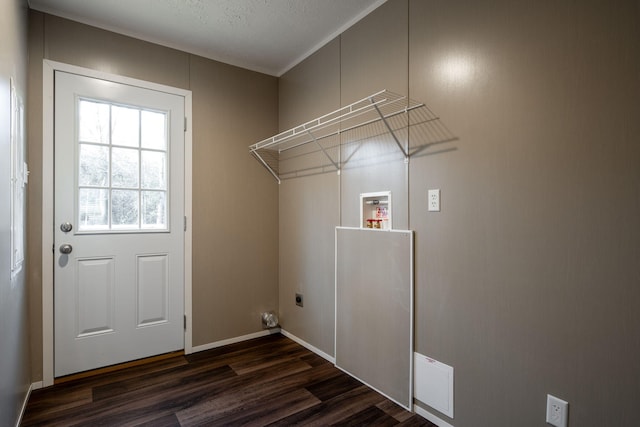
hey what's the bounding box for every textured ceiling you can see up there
[28,0,387,76]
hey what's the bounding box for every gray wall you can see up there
[278,0,640,425]
[0,0,30,424]
[278,38,341,355]
[27,11,279,381]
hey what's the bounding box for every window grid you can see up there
[77,98,168,232]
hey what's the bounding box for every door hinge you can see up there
[184,315,187,330]
[184,216,187,231]
[184,117,187,132]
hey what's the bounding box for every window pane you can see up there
[141,151,166,190]
[79,144,109,186]
[79,100,109,144]
[112,147,139,188]
[112,105,139,147]
[141,110,166,150]
[76,99,172,233]
[142,191,166,229]
[111,190,139,228]
[79,188,109,230]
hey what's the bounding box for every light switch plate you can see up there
[428,189,440,212]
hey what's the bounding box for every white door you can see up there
[54,71,185,377]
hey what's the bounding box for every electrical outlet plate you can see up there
[546,394,568,427]
[428,189,440,212]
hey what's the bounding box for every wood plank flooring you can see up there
[22,333,435,426]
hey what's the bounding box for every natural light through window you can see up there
[77,99,168,232]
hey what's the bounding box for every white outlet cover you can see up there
[546,394,568,427]
[428,189,440,212]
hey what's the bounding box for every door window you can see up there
[77,99,168,232]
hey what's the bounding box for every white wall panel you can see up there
[335,227,413,409]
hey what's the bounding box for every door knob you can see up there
[60,222,73,232]
[59,244,73,254]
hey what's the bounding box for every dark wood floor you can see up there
[22,333,435,426]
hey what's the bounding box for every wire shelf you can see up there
[249,90,430,183]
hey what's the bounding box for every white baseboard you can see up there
[17,382,42,427]
[280,329,335,363]
[190,328,280,353]
[414,404,455,427]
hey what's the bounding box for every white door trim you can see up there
[42,59,193,387]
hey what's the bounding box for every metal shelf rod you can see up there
[372,100,408,159]
[307,130,340,172]
[250,150,281,184]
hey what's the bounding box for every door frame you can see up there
[41,60,193,387]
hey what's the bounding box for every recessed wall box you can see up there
[360,191,391,230]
